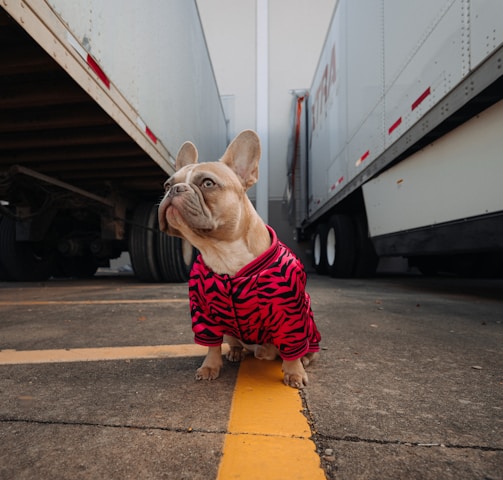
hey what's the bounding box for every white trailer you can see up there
[0,0,227,281]
[286,0,503,277]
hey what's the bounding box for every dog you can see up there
[158,130,321,388]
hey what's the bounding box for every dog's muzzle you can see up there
[166,184,189,198]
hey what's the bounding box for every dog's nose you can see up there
[167,184,188,198]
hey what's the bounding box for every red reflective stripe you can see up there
[388,117,402,135]
[145,126,158,144]
[355,150,370,167]
[331,176,344,190]
[86,54,110,89]
[412,87,431,111]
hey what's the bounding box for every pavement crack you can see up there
[298,390,502,453]
[312,432,503,452]
[0,416,227,435]
[1,416,315,441]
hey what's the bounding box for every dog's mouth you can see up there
[158,194,175,232]
[159,203,182,232]
[159,192,217,239]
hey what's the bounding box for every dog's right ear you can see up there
[175,141,198,170]
[221,130,261,190]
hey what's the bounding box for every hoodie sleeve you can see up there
[188,257,224,347]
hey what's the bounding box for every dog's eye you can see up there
[201,178,215,188]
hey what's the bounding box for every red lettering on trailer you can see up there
[311,44,336,133]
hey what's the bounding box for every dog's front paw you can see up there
[196,346,223,381]
[283,372,308,389]
[195,365,221,381]
[282,359,308,389]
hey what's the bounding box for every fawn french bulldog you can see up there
[158,130,320,388]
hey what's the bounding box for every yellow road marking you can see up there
[0,344,229,365]
[0,299,188,306]
[217,357,325,479]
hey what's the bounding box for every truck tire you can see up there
[128,202,163,282]
[312,223,328,274]
[0,216,53,281]
[325,214,356,278]
[352,214,378,277]
[157,233,197,282]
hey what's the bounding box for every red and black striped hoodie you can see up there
[189,226,321,360]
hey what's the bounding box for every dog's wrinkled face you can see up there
[158,130,261,247]
[159,162,245,241]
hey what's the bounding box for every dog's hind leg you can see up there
[254,343,278,361]
[301,351,319,367]
[224,335,246,362]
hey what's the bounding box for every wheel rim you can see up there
[182,238,194,267]
[313,233,321,266]
[326,227,336,266]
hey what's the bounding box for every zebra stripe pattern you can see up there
[189,226,321,360]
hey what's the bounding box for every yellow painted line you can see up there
[0,344,229,365]
[217,357,325,479]
[0,299,188,306]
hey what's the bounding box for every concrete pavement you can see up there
[305,276,503,479]
[0,273,502,479]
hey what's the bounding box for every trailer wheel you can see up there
[312,223,328,274]
[157,233,197,282]
[128,202,163,282]
[325,214,356,278]
[352,214,378,277]
[0,216,53,281]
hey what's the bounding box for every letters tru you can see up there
[311,44,336,133]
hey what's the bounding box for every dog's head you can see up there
[158,130,261,247]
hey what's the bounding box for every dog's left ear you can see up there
[221,130,261,190]
[176,141,198,170]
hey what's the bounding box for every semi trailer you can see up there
[286,0,503,277]
[0,0,227,281]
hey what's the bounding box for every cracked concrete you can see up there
[305,275,503,479]
[0,273,502,479]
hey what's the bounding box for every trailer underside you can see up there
[0,7,195,282]
[0,8,167,201]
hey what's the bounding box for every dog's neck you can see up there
[194,203,271,276]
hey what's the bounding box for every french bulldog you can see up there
[158,130,321,388]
